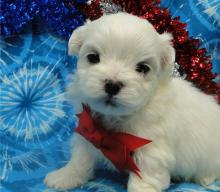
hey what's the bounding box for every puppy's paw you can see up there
[128,186,158,192]
[195,176,215,186]
[44,167,87,190]
[128,183,159,192]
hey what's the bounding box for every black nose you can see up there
[104,80,124,96]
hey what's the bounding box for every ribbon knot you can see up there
[75,104,152,178]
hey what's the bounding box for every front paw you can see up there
[128,186,158,192]
[44,167,87,190]
[128,181,159,192]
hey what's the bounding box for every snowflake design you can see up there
[197,0,220,27]
[0,31,76,188]
[0,145,46,181]
[0,61,66,142]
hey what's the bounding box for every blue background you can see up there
[0,0,220,191]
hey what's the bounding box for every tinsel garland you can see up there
[79,0,220,103]
[1,0,219,102]
[0,1,39,36]
[0,0,87,38]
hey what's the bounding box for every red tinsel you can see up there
[79,0,220,103]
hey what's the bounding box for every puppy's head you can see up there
[68,13,175,116]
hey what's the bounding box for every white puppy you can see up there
[44,13,220,192]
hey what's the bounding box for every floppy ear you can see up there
[68,25,87,55]
[159,32,175,68]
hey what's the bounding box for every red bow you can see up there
[75,104,151,178]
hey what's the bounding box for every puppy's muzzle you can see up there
[104,80,124,96]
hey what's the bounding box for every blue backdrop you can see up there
[0,1,220,192]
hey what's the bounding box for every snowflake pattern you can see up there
[196,0,220,28]
[1,1,220,191]
[0,62,65,141]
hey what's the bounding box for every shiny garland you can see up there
[1,1,39,36]
[0,0,87,39]
[1,0,219,102]
[79,0,220,103]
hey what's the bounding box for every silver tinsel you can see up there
[172,62,186,79]
[99,0,123,14]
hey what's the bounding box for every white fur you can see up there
[44,13,220,192]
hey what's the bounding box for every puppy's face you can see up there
[68,13,175,116]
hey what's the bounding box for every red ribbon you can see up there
[75,104,152,178]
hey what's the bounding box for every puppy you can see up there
[44,13,220,192]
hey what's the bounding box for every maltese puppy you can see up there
[44,13,220,192]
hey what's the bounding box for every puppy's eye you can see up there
[87,53,100,64]
[136,62,150,74]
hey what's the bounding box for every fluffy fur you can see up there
[44,13,220,192]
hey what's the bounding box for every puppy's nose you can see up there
[104,80,124,96]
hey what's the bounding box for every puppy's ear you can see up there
[68,25,87,55]
[159,32,175,68]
